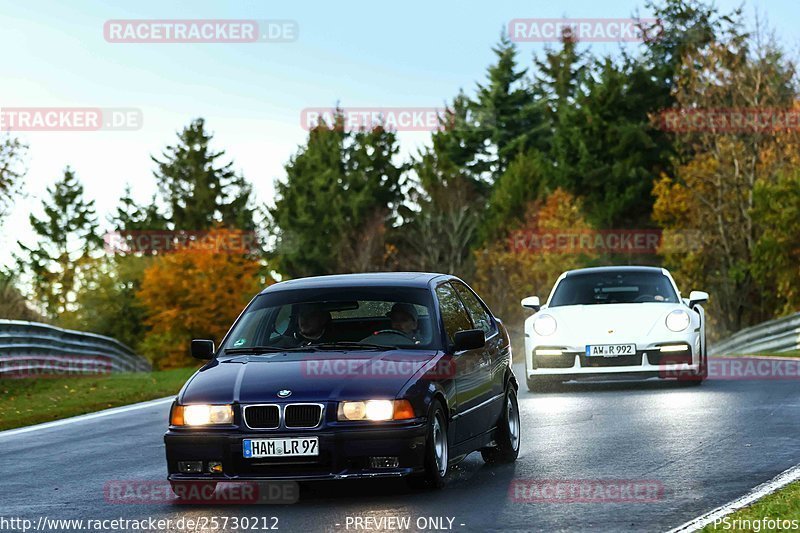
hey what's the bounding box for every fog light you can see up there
[659,345,689,352]
[178,461,203,473]
[369,456,399,469]
[208,461,223,473]
[535,349,563,356]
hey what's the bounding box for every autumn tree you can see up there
[653,20,798,334]
[473,189,595,348]
[137,229,265,368]
[0,272,41,321]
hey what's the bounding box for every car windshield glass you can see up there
[220,286,438,352]
[549,271,679,306]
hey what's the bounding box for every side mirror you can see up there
[453,329,485,351]
[521,296,541,311]
[688,291,709,307]
[191,339,215,360]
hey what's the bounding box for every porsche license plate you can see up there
[243,437,319,458]
[586,344,636,357]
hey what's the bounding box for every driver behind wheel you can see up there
[362,302,421,345]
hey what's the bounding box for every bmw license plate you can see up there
[243,437,319,458]
[586,344,636,357]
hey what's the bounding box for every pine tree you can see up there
[17,167,101,317]
[109,185,167,232]
[472,32,541,182]
[270,112,406,277]
[0,134,27,221]
[152,118,254,231]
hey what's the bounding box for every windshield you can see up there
[220,286,439,352]
[549,271,679,306]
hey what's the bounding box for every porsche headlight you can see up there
[171,404,233,426]
[665,310,690,332]
[533,314,557,336]
[338,400,415,421]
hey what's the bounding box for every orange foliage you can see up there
[473,189,594,350]
[137,231,265,369]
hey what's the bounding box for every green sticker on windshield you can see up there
[234,338,247,347]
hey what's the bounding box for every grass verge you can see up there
[702,480,800,532]
[0,367,197,431]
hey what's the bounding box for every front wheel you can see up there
[684,344,708,386]
[408,400,449,489]
[481,387,521,464]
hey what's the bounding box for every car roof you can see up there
[260,272,450,293]
[564,265,667,277]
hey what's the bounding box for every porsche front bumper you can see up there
[526,336,701,380]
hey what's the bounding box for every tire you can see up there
[169,480,218,502]
[408,400,450,490]
[685,341,708,386]
[481,387,521,464]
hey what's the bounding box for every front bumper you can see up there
[165,422,428,482]
[526,337,701,379]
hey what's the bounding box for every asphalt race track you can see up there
[1,362,798,533]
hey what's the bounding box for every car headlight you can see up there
[533,314,557,336]
[171,404,233,426]
[338,400,415,421]
[665,310,690,332]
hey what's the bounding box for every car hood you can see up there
[536,303,689,342]
[179,349,442,404]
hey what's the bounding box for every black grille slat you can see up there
[285,404,321,428]
[245,405,279,429]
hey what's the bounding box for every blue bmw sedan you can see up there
[165,272,520,492]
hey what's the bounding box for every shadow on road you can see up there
[524,378,705,395]
[296,459,519,502]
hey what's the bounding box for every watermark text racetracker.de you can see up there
[509,18,661,42]
[0,355,111,378]
[104,479,298,505]
[510,479,664,503]
[662,356,800,380]
[508,229,702,255]
[104,19,298,43]
[656,107,800,133]
[0,515,281,532]
[301,108,448,132]
[103,229,260,255]
[301,356,457,380]
[0,108,142,132]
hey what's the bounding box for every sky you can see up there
[0,0,797,267]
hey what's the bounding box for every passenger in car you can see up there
[272,304,331,347]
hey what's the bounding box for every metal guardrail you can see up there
[0,319,151,376]
[710,313,800,356]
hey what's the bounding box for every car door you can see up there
[452,281,505,425]
[435,282,493,444]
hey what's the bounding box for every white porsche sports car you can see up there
[521,266,708,391]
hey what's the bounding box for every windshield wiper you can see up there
[308,341,397,351]
[223,346,318,354]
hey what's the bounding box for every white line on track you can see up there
[0,396,174,439]
[668,462,800,532]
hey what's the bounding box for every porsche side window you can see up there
[452,282,495,337]
[435,283,472,342]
